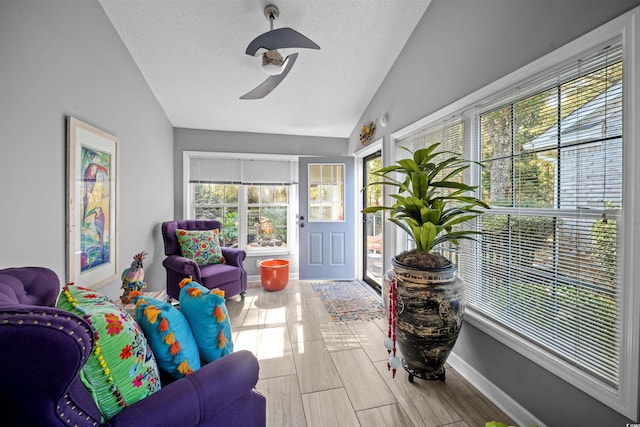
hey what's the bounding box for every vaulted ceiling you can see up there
[99,0,430,138]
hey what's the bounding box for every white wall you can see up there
[349,0,640,425]
[0,0,174,300]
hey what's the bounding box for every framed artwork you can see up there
[67,117,119,289]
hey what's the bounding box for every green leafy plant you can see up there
[221,211,238,246]
[363,142,489,258]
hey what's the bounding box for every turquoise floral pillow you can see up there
[178,278,234,363]
[57,284,161,420]
[175,228,226,266]
[131,294,201,379]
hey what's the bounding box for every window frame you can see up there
[183,151,298,257]
[245,184,291,250]
[389,7,640,418]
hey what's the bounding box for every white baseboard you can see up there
[448,352,546,427]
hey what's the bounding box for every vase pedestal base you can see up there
[403,359,446,382]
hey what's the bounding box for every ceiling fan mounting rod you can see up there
[264,4,279,31]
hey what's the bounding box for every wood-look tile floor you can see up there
[225,280,516,427]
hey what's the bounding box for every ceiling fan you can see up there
[240,4,320,100]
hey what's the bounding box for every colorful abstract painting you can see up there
[80,146,112,272]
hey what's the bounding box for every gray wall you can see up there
[0,0,174,300]
[349,0,640,425]
[173,128,347,276]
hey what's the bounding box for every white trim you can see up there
[354,138,383,158]
[184,150,299,162]
[355,138,383,281]
[389,6,640,419]
[618,7,640,419]
[448,351,546,427]
[182,151,190,219]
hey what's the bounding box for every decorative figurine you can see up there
[120,251,148,304]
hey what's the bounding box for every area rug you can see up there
[312,281,385,324]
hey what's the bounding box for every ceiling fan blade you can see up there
[245,28,319,56]
[240,53,298,100]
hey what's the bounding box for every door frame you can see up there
[298,156,356,280]
[354,138,383,283]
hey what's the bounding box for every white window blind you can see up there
[189,157,298,185]
[396,115,471,258]
[465,44,623,386]
[397,115,466,155]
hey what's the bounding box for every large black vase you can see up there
[387,256,465,381]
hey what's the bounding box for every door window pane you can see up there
[308,163,344,221]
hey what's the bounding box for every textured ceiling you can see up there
[99,0,430,138]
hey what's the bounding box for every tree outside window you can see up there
[247,185,289,248]
[193,183,239,247]
[477,58,622,384]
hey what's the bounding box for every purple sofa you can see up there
[0,267,265,427]
[162,220,248,300]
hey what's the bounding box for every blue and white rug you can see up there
[312,281,384,323]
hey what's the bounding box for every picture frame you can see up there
[66,117,119,289]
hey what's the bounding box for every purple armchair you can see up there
[162,220,248,300]
[0,267,265,427]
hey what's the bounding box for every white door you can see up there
[298,157,355,280]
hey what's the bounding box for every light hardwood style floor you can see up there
[225,280,515,427]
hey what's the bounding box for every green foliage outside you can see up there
[481,61,622,208]
[249,206,288,247]
[193,183,289,248]
[481,215,556,268]
[591,205,617,290]
[365,155,384,237]
[221,211,238,247]
[479,212,618,379]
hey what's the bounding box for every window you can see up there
[391,8,640,418]
[193,183,239,247]
[186,153,297,254]
[475,47,623,386]
[247,185,289,249]
[307,164,344,221]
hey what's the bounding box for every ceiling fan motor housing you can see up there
[241,3,319,99]
[262,50,284,75]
